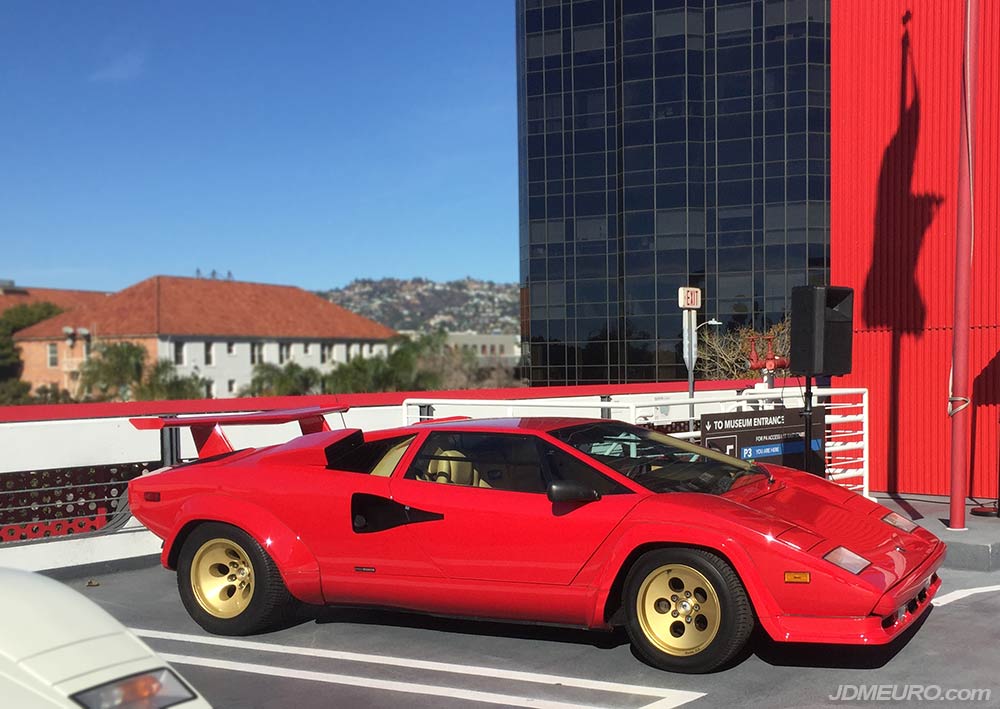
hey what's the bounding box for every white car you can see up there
[0,567,210,708]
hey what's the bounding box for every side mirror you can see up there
[547,480,601,503]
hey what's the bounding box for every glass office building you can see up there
[516,0,829,385]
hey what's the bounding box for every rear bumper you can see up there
[767,541,945,645]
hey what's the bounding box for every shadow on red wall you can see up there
[861,13,943,492]
[971,350,1000,497]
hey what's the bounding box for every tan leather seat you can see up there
[425,449,494,487]
[427,449,479,486]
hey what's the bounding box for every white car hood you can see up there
[0,568,126,663]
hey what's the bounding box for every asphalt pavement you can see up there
[70,565,1000,709]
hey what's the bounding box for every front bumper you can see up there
[767,540,945,645]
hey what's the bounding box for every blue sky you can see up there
[0,1,518,292]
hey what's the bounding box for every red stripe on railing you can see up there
[0,379,768,424]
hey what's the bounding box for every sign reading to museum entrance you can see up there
[700,406,825,474]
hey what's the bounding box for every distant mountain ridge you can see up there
[321,278,520,335]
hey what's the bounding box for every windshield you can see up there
[550,421,763,495]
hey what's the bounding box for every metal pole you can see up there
[802,376,813,475]
[948,0,978,531]
[688,366,695,431]
[683,309,697,432]
[160,424,180,468]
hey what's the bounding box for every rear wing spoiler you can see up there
[130,406,348,462]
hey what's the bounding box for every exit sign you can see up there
[678,287,702,309]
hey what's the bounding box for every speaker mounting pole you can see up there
[802,375,813,474]
[790,285,855,479]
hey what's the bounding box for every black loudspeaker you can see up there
[790,286,854,376]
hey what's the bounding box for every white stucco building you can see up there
[16,275,396,398]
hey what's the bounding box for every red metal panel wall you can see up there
[832,1,999,498]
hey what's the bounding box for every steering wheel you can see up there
[621,460,653,478]
[410,467,436,482]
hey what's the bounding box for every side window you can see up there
[540,442,631,495]
[406,432,547,493]
[328,434,416,475]
[371,436,416,477]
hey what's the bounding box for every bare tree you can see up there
[697,317,790,380]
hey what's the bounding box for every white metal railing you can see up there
[0,383,869,573]
[403,385,870,498]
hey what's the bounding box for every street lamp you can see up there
[686,318,722,431]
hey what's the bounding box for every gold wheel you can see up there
[190,537,256,619]
[635,563,721,656]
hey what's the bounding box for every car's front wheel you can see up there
[176,522,295,635]
[623,548,753,673]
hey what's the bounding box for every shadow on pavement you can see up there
[278,600,932,672]
[751,606,931,670]
[304,604,630,650]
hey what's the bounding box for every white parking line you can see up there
[135,628,703,708]
[932,585,1000,607]
[162,653,614,709]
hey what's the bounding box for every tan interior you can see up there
[370,436,415,477]
[427,449,492,487]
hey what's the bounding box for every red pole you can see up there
[949,0,979,531]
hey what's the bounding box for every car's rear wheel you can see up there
[176,522,295,635]
[623,548,753,673]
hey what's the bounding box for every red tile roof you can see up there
[14,276,396,341]
[0,285,111,318]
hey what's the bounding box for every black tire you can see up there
[623,548,754,673]
[176,522,296,635]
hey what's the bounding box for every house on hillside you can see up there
[14,275,396,398]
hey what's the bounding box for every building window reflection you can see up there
[516,0,829,385]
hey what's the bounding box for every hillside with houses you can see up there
[321,278,519,335]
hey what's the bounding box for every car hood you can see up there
[0,569,128,664]
[726,473,938,589]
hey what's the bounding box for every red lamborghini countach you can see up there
[128,407,944,673]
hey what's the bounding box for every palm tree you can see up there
[135,360,209,400]
[79,342,210,401]
[322,332,479,394]
[241,361,322,397]
[78,342,147,401]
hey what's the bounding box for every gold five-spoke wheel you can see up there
[190,538,256,619]
[636,564,721,656]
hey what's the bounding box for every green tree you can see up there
[31,383,75,404]
[0,302,64,405]
[135,360,209,401]
[0,378,32,405]
[240,361,322,397]
[78,341,148,401]
[0,302,63,381]
[79,342,212,401]
[323,332,483,394]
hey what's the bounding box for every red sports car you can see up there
[128,408,944,673]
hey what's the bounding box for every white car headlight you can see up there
[882,511,918,533]
[71,668,194,709]
[824,546,871,574]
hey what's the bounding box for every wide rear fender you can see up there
[163,494,323,605]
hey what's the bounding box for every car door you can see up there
[388,430,643,585]
[286,432,444,604]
